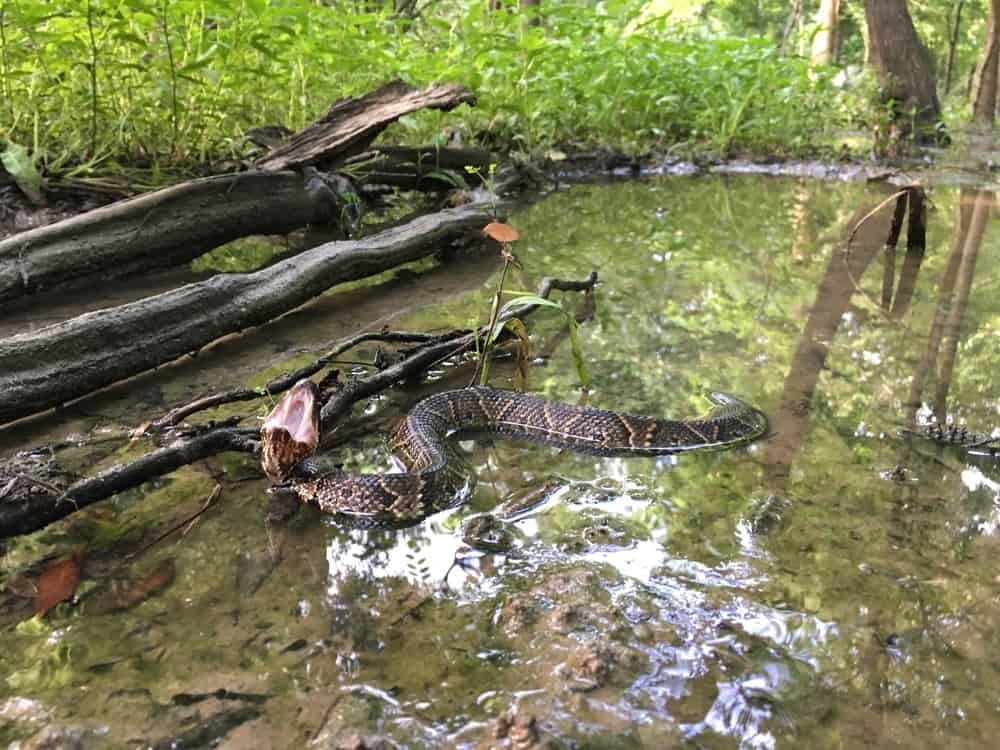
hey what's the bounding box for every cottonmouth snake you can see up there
[260,381,768,521]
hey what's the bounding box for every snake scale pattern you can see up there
[261,380,768,521]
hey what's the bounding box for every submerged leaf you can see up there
[34,555,82,615]
[90,558,176,613]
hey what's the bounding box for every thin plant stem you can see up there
[85,0,99,158]
[159,0,179,156]
[0,3,12,125]
[472,251,513,386]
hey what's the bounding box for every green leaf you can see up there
[0,140,44,204]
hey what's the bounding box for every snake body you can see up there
[262,382,768,521]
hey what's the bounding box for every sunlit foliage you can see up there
[0,0,857,176]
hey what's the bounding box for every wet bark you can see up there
[255,81,476,172]
[863,0,941,132]
[0,171,338,304]
[973,0,1000,125]
[0,203,495,427]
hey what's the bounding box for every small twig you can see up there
[320,272,598,431]
[150,330,458,430]
[125,484,222,560]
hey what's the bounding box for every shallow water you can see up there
[2,176,1000,749]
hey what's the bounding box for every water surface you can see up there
[2,176,999,749]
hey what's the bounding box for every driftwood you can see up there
[0,171,338,304]
[255,81,476,172]
[0,273,598,539]
[0,202,496,426]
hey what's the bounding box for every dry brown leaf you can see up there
[483,222,519,242]
[34,554,82,615]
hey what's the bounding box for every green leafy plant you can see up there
[0,0,862,180]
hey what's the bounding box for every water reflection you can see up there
[5,176,1000,748]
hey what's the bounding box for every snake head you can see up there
[261,379,320,482]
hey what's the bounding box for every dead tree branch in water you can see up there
[0,273,598,539]
[150,329,464,429]
[0,202,496,426]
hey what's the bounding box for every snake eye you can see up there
[261,380,320,481]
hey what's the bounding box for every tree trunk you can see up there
[973,0,1000,125]
[810,0,840,65]
[780,0,803,55]
[943,0,966,94]
[0,203,495,426]
[0,81,479,304]
[863,0,942,133]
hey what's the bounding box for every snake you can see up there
[260,380,768,522]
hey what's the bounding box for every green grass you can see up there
[0,0,863,179]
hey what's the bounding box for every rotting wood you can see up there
[255,81,476,172]
[0,202,497,426]
[0,171,339,304]
[0,273,598,539]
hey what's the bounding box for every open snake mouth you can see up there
[260,379,320,481]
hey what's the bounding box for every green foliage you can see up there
[0,0,857,176]
[0,138,43,199]
[494,293,590,388]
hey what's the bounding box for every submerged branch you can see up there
[0,428,257,538]
[0,273,598,540]
[0,202,495,426]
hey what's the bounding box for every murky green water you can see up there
[2,176,1000,749]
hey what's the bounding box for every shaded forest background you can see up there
[0,0,994,183]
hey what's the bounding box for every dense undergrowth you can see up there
[0,0,865,179]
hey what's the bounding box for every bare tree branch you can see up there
[0,273,598,540]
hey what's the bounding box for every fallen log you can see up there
[0,273,598,539]
[0,171,338,304]
[1,81,477,304]
[0,202,496,426]
[255,81,476,172]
